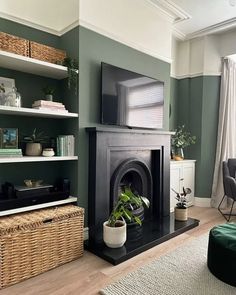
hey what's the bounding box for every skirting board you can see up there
[194,197,211,207]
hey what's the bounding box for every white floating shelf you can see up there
[0,105,78,118]
[0,50,68,79]
[0,196,78,217]
[0,156,78,164]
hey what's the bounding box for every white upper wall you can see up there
[0,0,174,63]
[172,28,236,78]
[79,0,173,63]
[0,0,79,34]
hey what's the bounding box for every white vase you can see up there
[103,220,126,248]
[25,143,42,156]
[175,207,188,221]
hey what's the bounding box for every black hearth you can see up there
[86,127,199,264]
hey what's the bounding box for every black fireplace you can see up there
[86,127,199,264]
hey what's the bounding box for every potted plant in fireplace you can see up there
[172,187,191,221]
[103,187,150,248]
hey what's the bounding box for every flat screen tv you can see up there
[101,62,164,129]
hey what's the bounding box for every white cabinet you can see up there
[170,160,196,212]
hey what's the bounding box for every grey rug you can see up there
[100,234,236,295]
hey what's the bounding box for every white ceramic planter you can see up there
[175,207,188,221]
[42,148,55,157]
[103,220,126,248]
[25,143,42,156]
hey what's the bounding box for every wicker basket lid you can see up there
[0,205,84,235]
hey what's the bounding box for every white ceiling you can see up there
[0,0,236,39]
[171,0,236,39]
[0,0,79,35]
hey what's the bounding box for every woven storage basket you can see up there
[30,41,66,64]
[0,205,84,289]
[0,32,29,56]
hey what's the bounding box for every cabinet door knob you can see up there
[180,178,184,181]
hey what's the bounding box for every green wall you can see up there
[0,18,60,48]
[78,26,171,223]
[170,76,220,198]
[169,77,178,130]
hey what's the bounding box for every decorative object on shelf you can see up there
[24,179,43,188]
[103,186,150,248]
[32,100,68,113]
[172,187,191,221]
[0,148,22,157]
[5,86,21,107]
[42,85,55,101]
[1,182,15,199]
[42,148,55,157]
[0,83,5,105]
[23,128,48,156]
[0,77,15,106]
[57,135,75,156]
[0,128,18,148]
[62,57,78,94]
[171,125,196,160]
[0,31,29,56]
[29,41,66,64]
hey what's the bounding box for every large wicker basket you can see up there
[30,41,66,64]
[0,205,84,289]
[0,32,29,56]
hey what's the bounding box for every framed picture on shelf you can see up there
[0,128,18,149]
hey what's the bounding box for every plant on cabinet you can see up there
[171,125,196,160]
[172,187,191,221]
[103,186,150,248]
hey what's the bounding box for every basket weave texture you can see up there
[30,41,66,64]
[0,32,29,56]
[0,205,84,289]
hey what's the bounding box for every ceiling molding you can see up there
[146,0,191,23]
[186,17,236,40]
[0,11,79,37]
[0,11,60,36]
[172,28,186,41]
[59,20,80,36]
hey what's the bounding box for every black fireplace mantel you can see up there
[86,127,173,239]
[86,126,174,136]
[85,126,199,264]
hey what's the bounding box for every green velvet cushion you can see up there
[211,223,236,251]
[207,223,236,287]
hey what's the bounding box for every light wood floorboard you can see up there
[1,207,230,295]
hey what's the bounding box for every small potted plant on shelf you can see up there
[103,186,150,248]
[42,85,56,101]
[23,128,48,156]
[172,187,191,221]
[171,125,196,160]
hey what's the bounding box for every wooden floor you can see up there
[1,207,230,295]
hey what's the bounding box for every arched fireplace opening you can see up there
[110,158,153,222]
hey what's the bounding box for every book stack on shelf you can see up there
[0,149,22,157]
[32,100,68,113]
[57,135,75,156]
